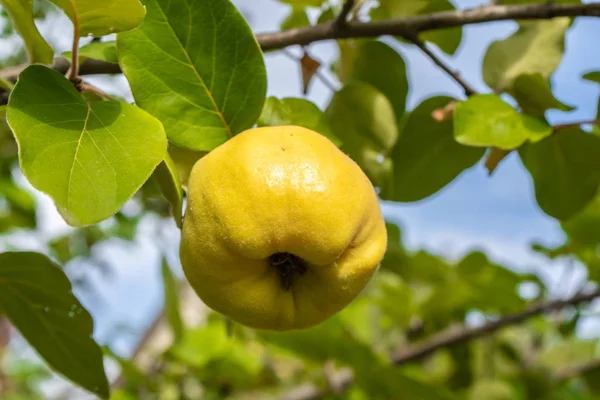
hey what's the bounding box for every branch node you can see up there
[334,0,356,31]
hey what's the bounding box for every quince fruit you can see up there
[180,125,387,331]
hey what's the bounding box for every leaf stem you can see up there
[553,119,600,133]
[66,1,80,82]
[407,34,476,97]
[78,82,114,101]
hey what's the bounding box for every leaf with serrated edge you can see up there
[482,18,570,92]
[153,153,183,228]
[0,0,54,64]
[325,81,398,189]
[384,96,485,202]
[49,0,145,37]
[6,65,167,227]
[519,128,600,220]
[454,94,552,150]
[259,97,341,145]
[0,252,109,398]
[117,0,267,151]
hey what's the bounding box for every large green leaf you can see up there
[0,0,54,64]
[371,0,462,55]
[325,81,398,189]
[508,73,574,118]
[454,94,552,150]
[63,41,118,64]
[482,18,570,91]
[384,96,484,202]
[347,40,408,122]
[0,252,108,398]
[49,0,145,37]
[258,97,340,145]
[117,0,267,151]
[6,65,167,226]
[519,128,600,220]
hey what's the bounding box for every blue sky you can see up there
[3,0,600,383]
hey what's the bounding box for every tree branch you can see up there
[257,2,600,51]
[391,288,600,365]
[276,288,600,400]
[405,35,476,96]
[334,0,356,30]
[0,2,597,88]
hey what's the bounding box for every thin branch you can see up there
[406,35,476,96]
[556,358,600,381]
[78,82,115,101]
[390,288,600,365]
[256,2,600,51]
[0,2,597,87]
[553,119,600,133]
[275,288,600,400]
[334,0,356,30]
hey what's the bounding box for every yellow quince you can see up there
[179,125,387,331]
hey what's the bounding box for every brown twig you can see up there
[556,358,600,381]
[553,119,600,133]
[407,35,476,96]
[78,82,115,101]
[334,0,356,30]
[0,2,598,87]
[276,288,600,400]
[390,288,600,365]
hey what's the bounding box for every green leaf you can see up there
[583,71,600,85]
[0,0,54,64]
[259,318,456,399]
[482,18,570,92]
[49,0,145,37]
[561,195,600,246]
[258,97,340,145]
[508,73,574,118]
[6,65,167,226]
[0,179,37,233]
[467,379,515,400]
[325,81,398,188]
[347,40,408,122]
[281,7,310,30]
[63,41,118,64]
[317,6,334,24]
[167,144,207,190]
[371,0,462,55]
[117,0,267,151]
[0,252,109,398]
[153,153,183,228]
[384,96,484,202]
[454,94,552,150]
[161,258,184,343]
[519,128,600,220]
